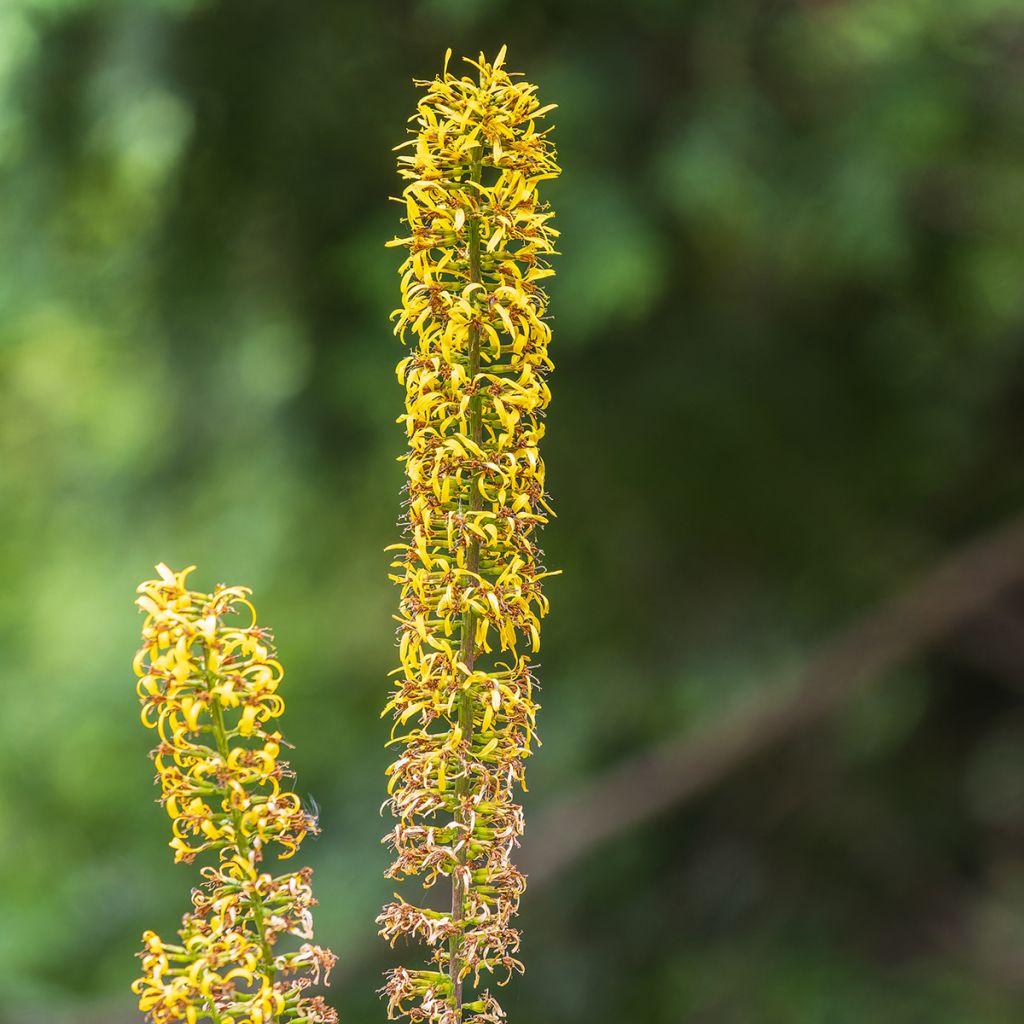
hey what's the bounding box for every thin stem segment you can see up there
[207,667,278,998]
[449,149,483,1021]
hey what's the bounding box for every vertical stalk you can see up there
[207,668,278,1001]
[382,49,558,1024]
[449,150,483,1021]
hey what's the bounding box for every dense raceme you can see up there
[132,564,336,1024]
[378,47,560,1024]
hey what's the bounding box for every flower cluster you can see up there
[378,47,559,1024]
[132,564,337,1024]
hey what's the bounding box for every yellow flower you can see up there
[132,564,337,1024]
[379,46,559,1024]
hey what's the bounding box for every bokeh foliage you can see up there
[2,1,1024,1021]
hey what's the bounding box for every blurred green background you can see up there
[3,0,1024,1021]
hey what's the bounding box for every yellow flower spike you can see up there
[132,565,337,1024]
[379,48,559,1024]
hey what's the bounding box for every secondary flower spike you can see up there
[378,46,560,1024]
[132,563,337,1024]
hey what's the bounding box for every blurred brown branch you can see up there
[949,604,1024,692]
[522,513,1024,886]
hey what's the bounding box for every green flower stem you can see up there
[449,150,484,1022]
[206,663,278,1000]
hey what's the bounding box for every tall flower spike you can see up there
[132,563,337,1024]
[378,47,559,1024]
